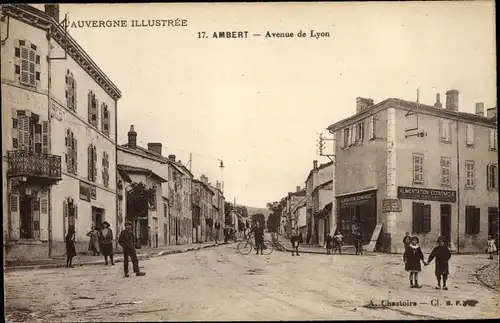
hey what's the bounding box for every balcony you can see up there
[7,150,62,183]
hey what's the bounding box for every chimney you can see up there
[313,160,318,170]
[356,97,374,114]
[296,186,301,192]
[486,107,497,119]
[168,154,176,162]
[475,103,485,117]
[178,160,182,165]
[127,125,137,149]
[44,4,60,22]
[434,93,442,108]
[147,143,162,155]
[216,181,221,190]
[445,90,459,111]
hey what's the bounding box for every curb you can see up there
[5,244,217,272]
[473,262,500,293]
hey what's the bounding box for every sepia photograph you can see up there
[1,1,498,321]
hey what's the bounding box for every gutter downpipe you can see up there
[115,98,119,251]
[47,25,53,258]
[456,120,460,254]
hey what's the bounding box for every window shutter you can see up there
[465,207,472,234]
[73,78,77,110]
[88,91,93,123]
[9,193,20,241]
[473,208,480,234]
[39,190,49,241]
[495,130,498,150]
[339,130,344,149]
[34,123,42,153]
[368,116,374,140]
[41,121,49,154]
[93,148,98,182]
[348,126,353,146]
[101,104,104,132]
[95,98,99,127]
[447,121,452,142]
[466,125,474,146]
[73,138,78,174]
[412,202,419,234]
[487,165,491,190]
[489,130,495,149]
[20,46,29,84]
[29,49,36,86]
[439,120,445,141]
[88,145,93,180]
[422,204,431,233]
[74,204,78,241]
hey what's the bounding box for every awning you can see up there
[315,202,333,219]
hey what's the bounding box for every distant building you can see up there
[2,4,121,259]
[312,180,333,246]
[327,91,498,253]
[192,175,214,243]
[285,186,306,238]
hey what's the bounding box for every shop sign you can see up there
[397,186,457,203]
[337,191,376,208]
[79,181,91,202]
[382,198,402,213]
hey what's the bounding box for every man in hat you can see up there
[118,221,146,277]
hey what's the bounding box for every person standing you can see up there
[87,225,100,256]
[99,221,115,266]
[325,232,333,255]
[214,221,221,245]
[65,226,77,268]
[403,236,427,288]
[353,229,363,255]
[251,221,264,255]
[118,221,146,277]
[333,230,343,255]
[403,232,412,249]
[426,236,451,290]
[290,229,301,256]
[487,235,497,259]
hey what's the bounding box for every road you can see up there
[5,244,499,321]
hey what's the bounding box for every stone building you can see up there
[2,4,121,259]
[192,175,214,243]
[326,91,498,253]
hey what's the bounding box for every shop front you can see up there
[336,190,377,244]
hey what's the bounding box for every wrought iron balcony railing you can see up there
[7,150,62,181]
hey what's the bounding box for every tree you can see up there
[224,201,233,225]
[266,213,278,233]
[126,182,156,244]
[267,198,287,234]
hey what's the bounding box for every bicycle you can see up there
[237,235,274,255]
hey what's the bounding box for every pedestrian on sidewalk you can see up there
[333,230,343,255]
[425,236,451,290]
[353,229,363,255]
[403,232,412,249]
[87,225,100,256]
[325,232,333,255]
[403,236,427,288]
[118,221,146,277]
[99,221,115,266]
[251,221,264,255]
[214,221,221,245]
[223,226,229,244]
[486,235,497,259]
[65,226,77,268]
[290,229,301,256]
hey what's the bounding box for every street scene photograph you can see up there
[1,2,499,322]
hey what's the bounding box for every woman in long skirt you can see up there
[65,226,77,268]
[99,221,114,265]
[87,225,100,256]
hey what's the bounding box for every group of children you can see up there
[325,231,346,255]
[402,232,498,290]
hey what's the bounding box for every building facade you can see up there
[192,176,214,243]
[327,92,498,253]
[312,180,333,246]
[285,187,306,238]
[2,4,121,259]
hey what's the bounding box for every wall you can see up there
[395,106,498,253]
[297,206,307,228]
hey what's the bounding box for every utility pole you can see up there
[188,153,192,172]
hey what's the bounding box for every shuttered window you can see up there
[487,164,498,190]
[39,190,49,241]
[412,202,431,234]
[413,154,424,184]
[354,122,364,143]
[343,128,350,148]
[465,206,480,234]
[9,193,20,241]
[65,129,77,174]
[101,103,110,136]
[439,119,452,143]
[465,124,474,147]
[489,129,498,151]
[64,199,78,240]
[65,70,77,111]
[14,39,40,87]
[88,91,99,128]
[368,115,376,140]
[88,144,98,182]
[102,152,110,187]
[440,157,451,186]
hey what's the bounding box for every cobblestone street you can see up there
[5,244,499,322]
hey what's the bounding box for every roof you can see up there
[3,5,121,100]
[117,164,167,183]
[313,179,333,194]
[117,168,132,183]
[315,201,333,217]
[306,161,334,182]
[327,97,497,132]
[288,188,306,197]
[291,198,307,214]
[192,179,215,195]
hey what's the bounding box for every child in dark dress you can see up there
[426,236,451,290]
[325,232,333,255]
[65,226,77,268]
[403,236,427,288]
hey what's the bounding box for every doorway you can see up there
[92,207,103,230]
[20,195,36,239]
[440,204,452,243]
[488,207,499,248]
[140,218,148,246]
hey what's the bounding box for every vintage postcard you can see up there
[2,1,498,322]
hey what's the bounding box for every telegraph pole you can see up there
[188,153,192,172]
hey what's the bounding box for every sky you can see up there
[33,2,496,208]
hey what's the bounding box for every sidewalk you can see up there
[4,241,229,271]
[274,234,363,255]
